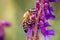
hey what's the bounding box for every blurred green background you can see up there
[0,0,60,40]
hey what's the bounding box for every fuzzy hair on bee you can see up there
[21,8,36,33]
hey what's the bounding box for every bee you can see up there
[21,8,36,33]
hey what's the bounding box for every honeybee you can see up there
[21,8,36,33]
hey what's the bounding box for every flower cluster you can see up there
[21,0,57,40]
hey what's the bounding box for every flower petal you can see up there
[48,6,54,13]
[44,35,50,40]
[47,30,55,35]
[36,1,40,11]
[27,28,32,40]
[41,27,47,35]
[1,21,10,27]
[45,14,55,20]
[44,22,51,27]
[27,28,32,35]
[49,15,55,20]
[49,0,57,2]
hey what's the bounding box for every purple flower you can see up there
[44,35,50,40]
[0,20,10,40]
[21,0,57,40]
[44,6,55,20]
[44,22,51,27]
[1,21,11,27]
[47,30,55,35]
[36,1,40,11]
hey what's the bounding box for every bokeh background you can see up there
[0,0,60,40]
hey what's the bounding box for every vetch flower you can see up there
[0,20,10,40]
[21,0,57,40]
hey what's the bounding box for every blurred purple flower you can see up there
[1,21,11,27]
[0,20,10,40]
